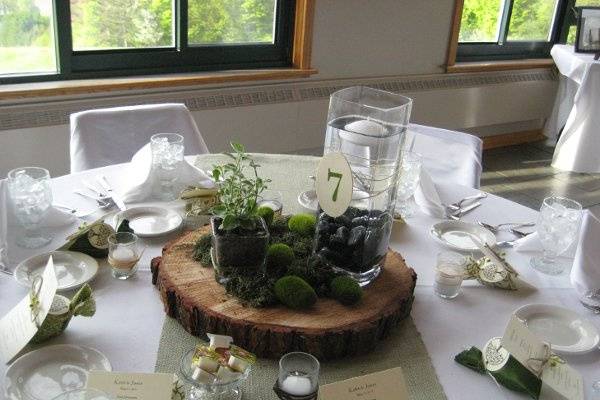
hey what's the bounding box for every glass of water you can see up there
[151,133,184,201]
[7,167,53,248]
[531,196,582,275]
[395,151,422,218]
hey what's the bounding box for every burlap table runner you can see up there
[154,153,446,398]
[155,316,445,400]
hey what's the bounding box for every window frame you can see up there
[448,0,575,65]
[1,0,299,84]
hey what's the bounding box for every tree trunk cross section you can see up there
[151,227,417,360]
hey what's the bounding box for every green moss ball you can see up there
[257,206,275,226]
[330,275,363,306]
[274,276,317,309]
[288,213,317,236]
[266,243,295,270]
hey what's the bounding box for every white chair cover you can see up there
[70,103,209,173]
[406,123,483,188]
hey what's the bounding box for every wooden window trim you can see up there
[445,0,556,72]
[0,0,317,101]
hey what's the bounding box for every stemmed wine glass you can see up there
[530,196,582,275]
[151,133,184,201]
[7,167,53,248]
[394,151,422,218]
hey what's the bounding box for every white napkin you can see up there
[571,211,600,293]
[413,169,445,218]
[121,143,214,203]
[3,179,75,228]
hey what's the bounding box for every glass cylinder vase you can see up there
[313,86,412,286]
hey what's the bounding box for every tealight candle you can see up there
[434,251,466,299]
[276,352,320,399]
[108,232,140,280]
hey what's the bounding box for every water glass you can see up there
[276,352,320,398]
[7,167,53,248]
[434,252,466,299]
[531,196,582,275]
[394,151,422,218]
[151,133,184,201]
[257,190,283,215]
[108,232,141,280]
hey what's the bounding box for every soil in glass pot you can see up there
[210,216,269,283]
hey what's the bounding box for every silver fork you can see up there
[445,192,488,211]
[73,190,113,208]
[478,221,535,233]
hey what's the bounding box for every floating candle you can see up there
[280,375,314,396]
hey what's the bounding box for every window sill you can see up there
[0,68,318,101]
[446,59,554,73]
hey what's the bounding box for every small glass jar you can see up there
[434,252,466,299]
[108,232,141,280]
[275,352,320,399]
[257,190,284,216]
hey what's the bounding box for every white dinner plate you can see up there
[14,251,99,292]
[4,344,112,400]
[114,206,183,237]
[430,220,496,252]
[515,304,600,355]
[298,190,318,213]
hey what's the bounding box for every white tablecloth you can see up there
[545,44,600,173]
[1,156,599,400]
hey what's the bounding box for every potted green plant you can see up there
[211,142,270,281]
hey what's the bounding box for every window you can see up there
[0,0,297,84]
[456,0,572,61]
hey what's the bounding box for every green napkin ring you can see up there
[30,284,96,344]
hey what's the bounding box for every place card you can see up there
[0,257,57,364]
[87,371,174,400]
[501,314,583,400]
[319,367,409,400]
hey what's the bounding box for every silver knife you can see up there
[97,175,127,211]
[453,201,482,219]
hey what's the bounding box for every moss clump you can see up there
[257,206,275,227]
[266,243,295,274]
[225,274,277,308]
[193,233,213,266]
[330,275,363,305]
[274,276,317,309]
[288,214,316,236]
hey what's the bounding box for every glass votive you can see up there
[108,232,141,280]
[434,251,466,299]
[257,190,283,216]
[275,352,320,399]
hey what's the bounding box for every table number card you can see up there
[501,314,584,400]
[319,367,409,400]
[87,371,174,400]
[0,257,57,364]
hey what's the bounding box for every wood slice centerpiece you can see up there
[152,226,417,360]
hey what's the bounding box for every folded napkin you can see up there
[513,231,578,258]
[121,143,214,203]
[571,211,600,294]
[2,179,75,228]
[413,169,445,218]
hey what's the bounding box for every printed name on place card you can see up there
[87,371,174,400]
[319,367,409,400]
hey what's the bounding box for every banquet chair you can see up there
[69,103,209,173]
[406,124,483,188]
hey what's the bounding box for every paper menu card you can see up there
[501,314,583,400]
[87,371,174,400]
[0,256,57,364]
[319,367,409,400]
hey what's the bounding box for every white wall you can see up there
[0,0,557,177]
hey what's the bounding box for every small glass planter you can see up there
[210,217,269,283]
[180,348,250,400]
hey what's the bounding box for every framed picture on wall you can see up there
[575,7,600,53]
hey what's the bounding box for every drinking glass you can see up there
[434,251,466,299]
[108,232,141,280]
[151,133,185,201]
[276,352,320,398]
[531,196,582,275]
[257,190,283,215]
[394,151,422,218]
[7,167,53,248]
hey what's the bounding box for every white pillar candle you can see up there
[281,375,313,396]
